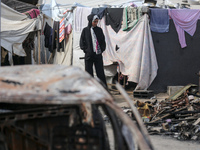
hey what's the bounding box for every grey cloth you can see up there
[91,7,106,19]
[52,21,64,52]
[105,8,123,33]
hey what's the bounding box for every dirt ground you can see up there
[110,90,200,150]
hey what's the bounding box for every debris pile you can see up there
[135,85,200,141]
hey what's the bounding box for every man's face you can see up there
[92,19,98,27]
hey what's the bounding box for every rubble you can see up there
[134,84,200,141]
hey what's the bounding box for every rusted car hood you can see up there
[0,65,113,104]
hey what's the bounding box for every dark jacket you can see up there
[80,14,106,60]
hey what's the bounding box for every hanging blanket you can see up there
[100,14,158,90]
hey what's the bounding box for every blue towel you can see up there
[150,9,169,33]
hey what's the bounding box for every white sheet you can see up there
[100,14,158,90]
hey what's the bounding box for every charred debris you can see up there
[122,84,200,141]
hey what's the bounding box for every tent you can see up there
[0,2,41,65]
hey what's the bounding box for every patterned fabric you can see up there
[91,27,101,54]
[122,6,141,31]
[59,18,65,43]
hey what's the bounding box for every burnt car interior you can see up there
[0,103,132,150]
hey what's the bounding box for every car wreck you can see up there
[0,65,153,150]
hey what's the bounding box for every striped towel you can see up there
[59,18,65,43]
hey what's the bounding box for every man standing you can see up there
[80,14,107,87]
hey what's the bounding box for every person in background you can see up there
[80,14,107,87]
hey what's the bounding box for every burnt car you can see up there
[0,65,153,150]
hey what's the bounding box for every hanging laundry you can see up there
[91,7,106,19]
[65,24,72,36]
[52,21,64,52]
[44,22,53,52]
[105,8,123,33]
[65,24,72,42]
[150,8,169,33]
[169,9,200,48]
[122,7,142,31]
[100,14,158,90]
[59,18,65,43]
[23,9,40,19]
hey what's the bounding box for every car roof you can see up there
[0,65,113,104]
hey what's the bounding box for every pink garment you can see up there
[26,9,40,19]
[65,24,72,36]
[169,9,200,48]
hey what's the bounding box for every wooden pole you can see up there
[37,30,41,64]
[0,47,1,67]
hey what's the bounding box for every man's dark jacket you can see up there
[80,14,106,60]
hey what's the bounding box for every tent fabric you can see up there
[100,14,158,90]
[73,7,91,70]
[1,2,41,65]
[1,2,28,21]
[41,0,62,21]
[53,31,73,65]
[169,9,200,48]
[74,7,92,32]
